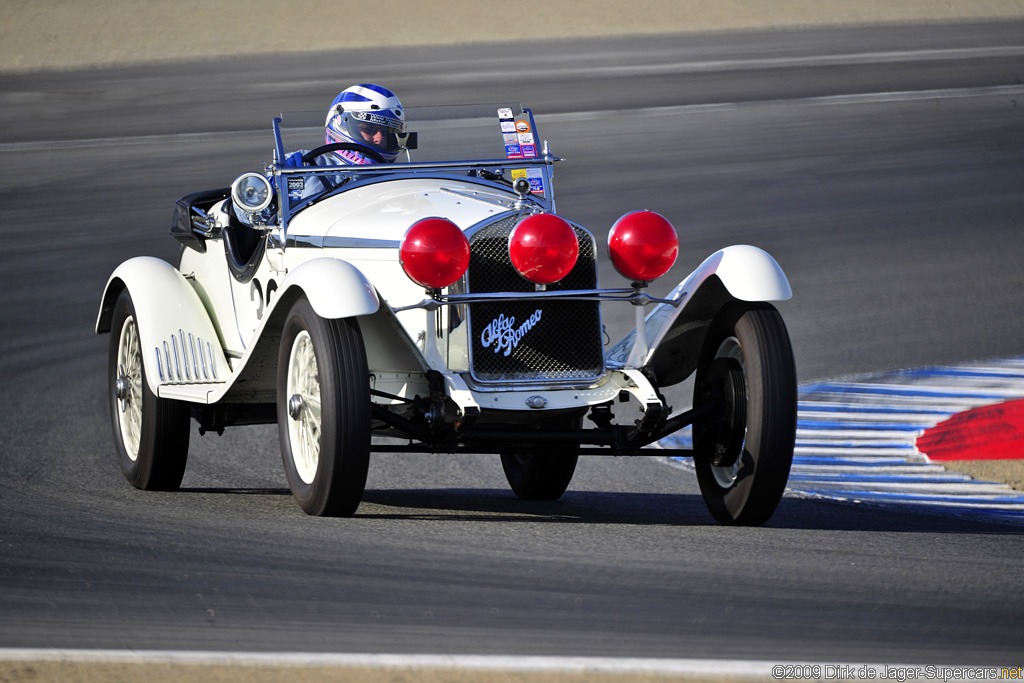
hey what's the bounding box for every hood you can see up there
[287,178,520,241]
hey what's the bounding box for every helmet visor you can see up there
[350,112,407,153]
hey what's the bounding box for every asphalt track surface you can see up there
[1,21,1024,671]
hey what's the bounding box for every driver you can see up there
[233,84,406,224]
[284,83,408,185]
[321,83,408,165]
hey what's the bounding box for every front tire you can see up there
[692,303,796,526]
[500,417,581,501]
[108,289,190,491]
[277,298,370,517]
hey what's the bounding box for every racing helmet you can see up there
[325,84,407,164]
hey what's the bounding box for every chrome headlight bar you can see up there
[391,288,681,313]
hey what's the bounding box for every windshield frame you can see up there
[267,104,559,235]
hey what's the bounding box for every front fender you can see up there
[606,245,791,384]
[195,257,384,404]
[275,257,380,319]
[96,256,229,396]
[692,244,791,303]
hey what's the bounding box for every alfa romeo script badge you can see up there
[480,310,542,356]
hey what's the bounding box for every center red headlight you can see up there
[399,217,471,289]
[508,213,579,285]
[607,210,678,283]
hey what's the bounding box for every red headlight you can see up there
[607,210,678,282]
[508,213,579,285]
[399,217,471,289]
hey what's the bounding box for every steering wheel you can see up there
[301,142,387,165]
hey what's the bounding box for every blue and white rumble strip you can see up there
[659,358,1024,522]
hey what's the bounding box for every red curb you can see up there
[916,398,1024,461]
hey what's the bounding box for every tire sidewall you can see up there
[108,289,190,491]
[278,300,330,511]
[109,291,147,487]
[277,298,370,516]
[693,302,796,525]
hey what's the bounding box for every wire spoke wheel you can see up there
[107,289,190,491]
[115,315,144,462]
[286,331,321,485]
[278,297,370,517]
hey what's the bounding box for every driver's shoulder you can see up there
[289,149,354,167]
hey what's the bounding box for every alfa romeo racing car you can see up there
[96,102,797,525]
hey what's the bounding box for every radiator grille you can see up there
[466,215,605,383]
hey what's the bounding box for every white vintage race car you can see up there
[96,102,797,525]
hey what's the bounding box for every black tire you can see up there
[108,289,191,491]
[277,298,370,517]
[692,302,796,526]
[500,417,581,501]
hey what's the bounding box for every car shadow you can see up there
[359,487,1024,534]
[175,485,1023,534]
[179,487,292,497]
[359,488,714,526]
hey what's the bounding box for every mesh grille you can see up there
[467,215,605,383]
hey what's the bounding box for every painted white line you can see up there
[894,363,1024,376]
[0,649,780,678]
[797,429,924,440]
[798,410,950,424]
[795,446,920,457]
[788,479,1014,494]
[802,394,1001,409]
[0,649,1011,681]
[816,381,1024,397]
[791,464,949,474]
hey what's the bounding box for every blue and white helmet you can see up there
[325,84,407,164]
